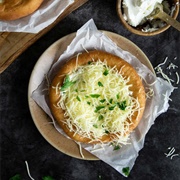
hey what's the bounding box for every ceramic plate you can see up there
[28,31,154,160]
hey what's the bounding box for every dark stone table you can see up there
[1,0,180,179]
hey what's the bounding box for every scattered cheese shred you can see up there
[164,147,179,160]
[25,161,35,180]
[154,56,179,87]
[56,60,141,144]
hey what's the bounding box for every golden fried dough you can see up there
[0,0,43,20]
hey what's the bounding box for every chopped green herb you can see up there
[61,75,76,91]
[122,167,130,177]
[42,176,55,180]
[98,81,103,87]
[95,106,105,112]
[85,95,89,98]
[75,89,78,92]
[9,174,21,180]
[98,115,104,120]
[116,93,120,99]
[103,69,109,76]
[76,96,81,101]
[88,61,92,65]
[109,105,116,110]
[80,90,86,92]
[87,101,91,105]
[93,124,98,128]
[113,144,120,151]
[100,99,106,103]
[105,130,109,134]
[117,101,127,110]
[90,94,100,98]
[109,98,113,104]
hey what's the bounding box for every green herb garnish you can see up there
[61,75,76,91]
[88,61,92,65]
[105,130,109,134]
[117,101,127,110]
[122,167,130,177]
[9,174,21,180]
[116,93,120,99]
[109,104,116,110]
[76,96,81,101]
[87,101,91,105]
[95,106,105,112]
[90,94,100,98]
[93,124,98,128]
[98,115,104,120]
[109,98,113,104]
[103,69,109,76]
[113,144,120,151]
[100,99,106,103]
[98,81,103,87]
[42,176,55,180]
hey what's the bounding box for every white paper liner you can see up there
[31,19,174,177]
[0,0,74,33]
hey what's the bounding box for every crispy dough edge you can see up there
[0,0,43,20]
[49,50,146,144]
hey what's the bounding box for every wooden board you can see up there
[0,0,88,74]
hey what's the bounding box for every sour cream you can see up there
[123,0,163,27]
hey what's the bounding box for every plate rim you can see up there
[28,31,155,160]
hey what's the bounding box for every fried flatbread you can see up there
[49,50,146,144]
[0,0,43,20]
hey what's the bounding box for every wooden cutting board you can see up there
[0,0,88,74]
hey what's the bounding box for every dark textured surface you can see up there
[0,0,180,179]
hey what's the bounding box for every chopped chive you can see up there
[109,105,116,110]
[98,81,103,87]
[100,99,106,103]
[88,61,92,65]
[98,115,104,120]
[103,69,109,76]
[105,130,109,134]
[117,101,127,110]
[93,124,98,128]
[85,95,89,98]
[113,145,120,151]
[95,106,105,112]
[87,101,91,105]
[76,96,81,102]
[122,167,130,177]
[75,89,78,92]
[90,94,100,98]
[42,176,55,180]
[109,98,113,104]
[80,90,86,92]
[116,93,120,99]
[61,75,76,91]
[9,174,21,180]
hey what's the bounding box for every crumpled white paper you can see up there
[0,0,74,33]
[32,19,174,177]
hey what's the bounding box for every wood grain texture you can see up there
[0,0,88,73]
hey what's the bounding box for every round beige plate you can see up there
[28,31,154,160]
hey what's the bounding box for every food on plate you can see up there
[49,50,146,144]
[0,0,43,20]
[122,0,163,27]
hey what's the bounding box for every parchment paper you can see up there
[0,0,74,33]
[32,19,174,177]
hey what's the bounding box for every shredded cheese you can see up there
[25,161,35,180]
[164,147,179,160]
[154,57,179,87]
[55,60,141,144]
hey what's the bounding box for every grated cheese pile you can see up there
[56,60,140,144]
